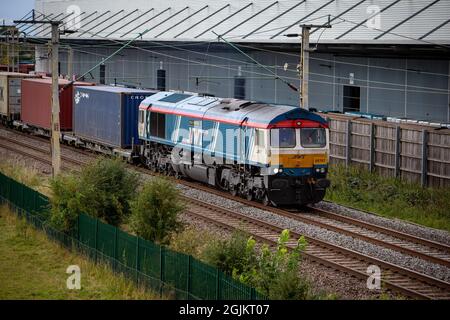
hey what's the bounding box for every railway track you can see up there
[183,196,450,300]
[170,176,450,268]
[0,134,88,169]
[1,126,450,299]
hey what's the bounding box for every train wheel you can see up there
[230,185,238,197]
[262,194,270,206]
[246,189,254,201]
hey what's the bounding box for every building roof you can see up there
[25,0,450,45]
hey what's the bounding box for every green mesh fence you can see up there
[0,171,266,300]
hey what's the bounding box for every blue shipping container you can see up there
[73,86,156,148]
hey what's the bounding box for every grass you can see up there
[325,164,450,232]
[169,225,219,258]
[0,158,50,196]
[0,205,161,300]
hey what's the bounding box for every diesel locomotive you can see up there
[138,91,330,206]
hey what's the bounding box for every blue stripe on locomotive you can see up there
[141,112,263,166]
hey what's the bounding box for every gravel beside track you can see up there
[178,184,450,283]
[315,201,450,246]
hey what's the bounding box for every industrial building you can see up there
[18,0,450,122]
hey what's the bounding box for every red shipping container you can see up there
[21,78,94,131]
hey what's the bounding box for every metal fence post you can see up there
[186,255,191,299]
[77,215,80,242]
[135,237,140,286]
[114,226,118,272]
[251,287,256,300]
[421,129,428,187]
[216,269,221,300]
[159,246,164,297]
[94,219,98,263]
[369,123,375,172]
[346,120,352,167]
[394,125,401,178]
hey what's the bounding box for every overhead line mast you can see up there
[213,31,299,93]
[285,17,331,110]
[14,10,71,177]
[15,10,151,176]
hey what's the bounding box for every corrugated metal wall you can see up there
[48,44,450,123]
[36,0,450,43]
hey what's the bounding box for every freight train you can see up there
[0,72,331,207]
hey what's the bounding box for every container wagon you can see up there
[0,72,41,125]
[69,86,157,159]
[19,78,94,135]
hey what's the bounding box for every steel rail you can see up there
[183,196,450,300]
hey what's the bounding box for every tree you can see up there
[129,177,184,244]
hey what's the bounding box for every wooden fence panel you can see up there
[324,113,450,188]
[350,121,371,170]
[374,125,396,178]
[427,132,450,188]
[399,128,423,185]
[327,118,347,165]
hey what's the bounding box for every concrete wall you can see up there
[50,43,450,123]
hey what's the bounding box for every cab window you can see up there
[300,128,326,148]
[270,128,296,148]
[150,112,166,139]
[255,129,265,147]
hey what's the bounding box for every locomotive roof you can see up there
[139,91,327,129]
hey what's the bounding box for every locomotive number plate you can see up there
[314,157,327,165]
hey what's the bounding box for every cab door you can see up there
[250,128,268,165]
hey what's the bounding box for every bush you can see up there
[202,230,256,276]
[242,230,310,300]
[129,177,184,244]
[169,226,216,258]
[49,157,139,232]
[49,174,82,232]
[203,229,312,299]
[80,157,139,226]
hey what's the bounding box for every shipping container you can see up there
[0,72,41,122]
[73,86,157,149]
[20,78,94,131]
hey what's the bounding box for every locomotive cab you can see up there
[263,119,331,206]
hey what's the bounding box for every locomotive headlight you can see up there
[273,168,283,174]
[321,168,325,173]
